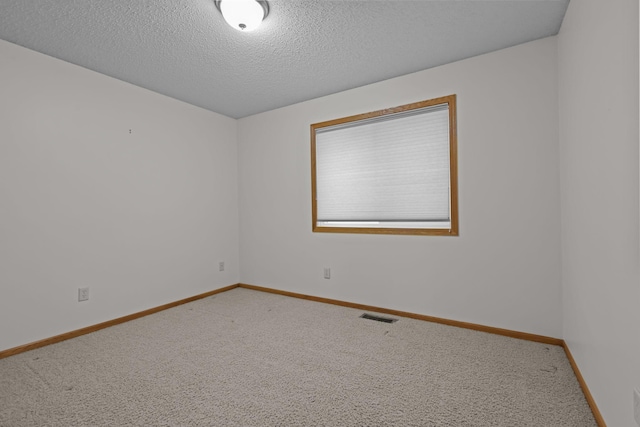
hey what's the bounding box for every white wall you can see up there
[558,0,640,425]
[0,40,240,352]
[3,6,638,422]
[238,37,562,338]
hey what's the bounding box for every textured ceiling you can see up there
[0,0,569,119]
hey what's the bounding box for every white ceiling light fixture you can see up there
[214,0,269,32]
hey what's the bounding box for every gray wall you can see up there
[0,39,240,351]
[558,0,640,425]
[238,37,562,338]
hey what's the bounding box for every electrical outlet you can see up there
[78,287,89,302]
[219,261,225,272]
[634,388,640,426]
[323,267,331,279]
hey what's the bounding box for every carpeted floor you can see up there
[0,287,596,426]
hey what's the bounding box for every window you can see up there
[311,95,458,236]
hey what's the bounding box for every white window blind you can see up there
[314,103,451,228]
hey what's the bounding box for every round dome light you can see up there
[215,0,269,32]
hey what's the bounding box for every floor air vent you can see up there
[360,313,398,323]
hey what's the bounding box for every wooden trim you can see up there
[237,283,562,346]
[447,94,459,236]
[311,95,456,130]
[0,281,606,425]
[0,284,239,360]
[310,226,456,236]
[238,283,608,423]
[562,342,607,427]
[238,283,610,423]
[310,94,459,237]
[311,122,318,232]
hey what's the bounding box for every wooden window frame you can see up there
[310,94,458,236]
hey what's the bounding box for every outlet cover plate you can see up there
[323,268,331,279]
[78,287,89,302]
[634,388,640,426]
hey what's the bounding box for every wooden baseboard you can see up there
[237,283,563,346]
[562,342,607,427]
[0,284,239,360]
[0,281,606,426]
[239,283,606,425]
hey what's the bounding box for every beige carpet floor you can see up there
[0,287,596,426]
